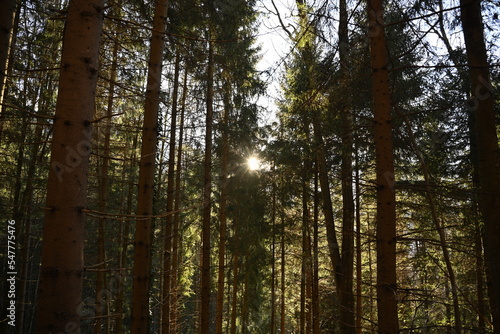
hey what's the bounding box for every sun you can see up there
[247,156,260,171]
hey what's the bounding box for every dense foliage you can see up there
[0,0,499,333]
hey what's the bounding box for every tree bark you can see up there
[216,75,230,334]
[37,0,105,332]
[230,253,239,334]
[460,0,500,331]
[338,0,356,331]
[131,0,168,332]
[94,17,121,332]
[116,132,138,333]
[0,0,16,113]
[367,0,399,332]
[161,50,181,334]
[270,176,277,334]
[280,195,287,334]
[171,65,188,334]
[200,40,215,334]
[312,165,320,334]
[355,148,363,334]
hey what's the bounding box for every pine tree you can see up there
[131,0,169,332]
[37,0,105,332]
[460,0,500,330]
[367,0,399,332]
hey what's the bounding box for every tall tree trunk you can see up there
[116,132,138,333]
[397,106,463,332]
[161,50,181,334]
[311,111,341,275]
[300,169,309,334]
[312,165,320,334]
[171,65,188,334]
[0,0,19,138]
[36,0,105,332]
[216,76,230,334]
[271,188,277,334]
[436,3,483,329]
[16,115,45,334]
[367,0,399,332]
[94,18,121,332]
[131,0,169,332]
[0,0,16,133]
[338,0,356,330]
[200,40,215,334]
[301,162,313,334]
[460,0,500,331]
[355,146,363,334]
[305,213,313,334]
[280,199,286,334]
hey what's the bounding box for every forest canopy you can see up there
[0,0,499,333]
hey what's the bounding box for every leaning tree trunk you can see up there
[131,0,169,332]
[367,0,399,332]
[460,0,500,331]
[37,0,105,332]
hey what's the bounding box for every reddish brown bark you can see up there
[460,0,500,330]
[367,0,399,332]
[37,0,105,332]
[131,0,169,332]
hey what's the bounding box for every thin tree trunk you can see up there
[367,0,399,332]
[460,1,500,331]
[161,50,181,334]
[355,147,363,334]
[305,213,313,334]
[171,65,188,334]
[116,132,138,333]
[311,111,341,275]
[0,0,19,136]
[131,0,169,332]
[242,260,250,334]
[476,215,486,333]
[0,0,16,130]
[216,76,230,334]
[271,167,277,334]
[312,164,320,334]
[200,40,215,334]
[16,115,45,334]
[338,0,356,330]
[37,0,105,332]
[281,200,286,334]
[300,171,308,334]
[230,253,239,334]
[94,20,121,332]
[396,105,463,332]
[301,162,313,334]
